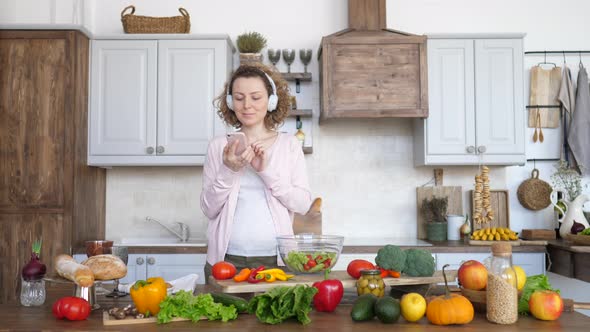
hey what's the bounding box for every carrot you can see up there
[389,270,401,278]
[233,268,251,282]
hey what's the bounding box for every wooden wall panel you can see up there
[0,38,66,209]
[0,30,105,304]
[0,214,65,304]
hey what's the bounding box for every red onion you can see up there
[22,241,47,281]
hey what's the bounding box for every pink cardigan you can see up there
[200,133,312,265]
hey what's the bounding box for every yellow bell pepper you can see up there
[130,277,168,315]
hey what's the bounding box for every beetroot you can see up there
[22,241,46,281]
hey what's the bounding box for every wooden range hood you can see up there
[318,0,428,122]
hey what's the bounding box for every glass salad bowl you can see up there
[277,235,344,274]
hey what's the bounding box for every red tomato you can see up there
[347,259,375,279]
[52,296,91,321]
[212,261,237,280]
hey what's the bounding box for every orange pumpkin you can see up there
[426,264,474,325]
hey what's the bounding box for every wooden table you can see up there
[1,284,588,331]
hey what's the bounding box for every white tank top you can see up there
[226,166,277,256]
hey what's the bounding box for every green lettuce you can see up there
[157,291,237,324]
[248,284,318,324]
[518,274,559,315]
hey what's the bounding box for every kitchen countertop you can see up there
[73,239,548,255]
[3,284,588,331]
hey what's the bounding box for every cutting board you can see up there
[102,311,205,325]
[210,270,457,293]
[416,186,463,239]
[470,190,510,230]
[469,240,548,246]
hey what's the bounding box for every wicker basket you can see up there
[517,169,552,211]
[121,5,190,34]
[565,233,590,245]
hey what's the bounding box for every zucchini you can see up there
[211,292,249,313]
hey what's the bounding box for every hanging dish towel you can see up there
[558,65,576,163]
[529,65,562,128]
[567,65,590,174]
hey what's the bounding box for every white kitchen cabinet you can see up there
[88,36,233,166]
[122,254,207,285]
[74,253,207,285]
[415,34,525,166]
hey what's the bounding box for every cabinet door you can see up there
[157,40,220,155]
[120,254,148,284]
[147,254,206,284]
[474,39,525,155]
[426,39,476,155]
[513,253,546,277]
[89,40,157,156]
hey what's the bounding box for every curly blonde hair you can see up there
[214,64,291,130]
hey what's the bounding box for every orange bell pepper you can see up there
[130,277,168,315]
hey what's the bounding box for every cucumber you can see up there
[211,293,249,313]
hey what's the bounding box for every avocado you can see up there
[350,294,378,321]
[374,296,401,324]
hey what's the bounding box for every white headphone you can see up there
[226,70,278,112]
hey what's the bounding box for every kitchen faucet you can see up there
[146,217,190,242]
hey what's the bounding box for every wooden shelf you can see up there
[303,146,313,154]
[288,109,312,118]
[280,72,312,82]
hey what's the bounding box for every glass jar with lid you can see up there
[486,242,518,324]
[356,270,385,297]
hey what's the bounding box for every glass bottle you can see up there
[486,243,518,324]
[294,116,305,147]
[356,270,385,297]
[20,278,46,306]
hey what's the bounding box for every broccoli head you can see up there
[375,245,407,272]
[403,249,435,277]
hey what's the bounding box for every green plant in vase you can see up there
[236,31,267,65]
[421,196,448,242]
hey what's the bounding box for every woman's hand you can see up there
[223,139,254,172]
[250,142,268,172]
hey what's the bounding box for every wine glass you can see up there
[268,49,281,68]
[282,49,296,73]
[106,246,128,298]
[299,49,312,73]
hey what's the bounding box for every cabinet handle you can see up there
[147,257,156,265]
[156,146,165,154]
[466,146,476,154]
[477,146,487,154]
[146,146,155,154]
[136,257,145,265]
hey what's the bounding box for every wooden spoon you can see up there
[533,109,539,143]
[537,111,544,143]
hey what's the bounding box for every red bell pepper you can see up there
[312,269,343,312]
[247,265,265,283]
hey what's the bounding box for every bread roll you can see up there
[82,254,127,280]
[54,254,94,287]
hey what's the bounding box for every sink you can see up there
[118,237,207,247]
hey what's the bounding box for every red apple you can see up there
[529,290,564,321]
[458,260,488,290]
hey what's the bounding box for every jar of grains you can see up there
[486,242,518,324]
[356,270,385,297]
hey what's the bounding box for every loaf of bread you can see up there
[82,254,127,280]
[54,254,95,287]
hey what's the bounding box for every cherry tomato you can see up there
[347,259,375,279]
[52,296,91,321]
[212,261,237,280]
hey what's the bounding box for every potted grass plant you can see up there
[421,196,449,242]
[236,31,267,65]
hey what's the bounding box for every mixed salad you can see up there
[284,251,337,273]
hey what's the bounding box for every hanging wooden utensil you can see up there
[532,109,539,142]
[538,111,544,143]
[517,168,552,210]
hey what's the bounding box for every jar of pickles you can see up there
[356,270,385,297]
